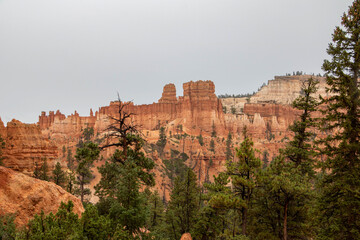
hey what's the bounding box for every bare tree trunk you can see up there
[283,200,288,240]
[242,207,247,235]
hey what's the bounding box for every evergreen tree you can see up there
[67,148,74,170]
[226,129,261,236]
[166,168,200,239]
[22,201,82,239]
[193,172,233,239]
[156,126,167,155]
[198,134,204,146]
[282,78,319,176]
[52,162,66,187]
[318,1,360,238]
[262,150,269,169]
[162,149,188,189]
[251,78,319,240]
[211,122,216,137]
[33,162,41,179]
[146,190,165,232]
[74,142,100,203]
[210,139,215,153]
[41,158,49,181]
[66,171,76,195]
[252,157,313,240]
[82,127,94,142]
[95,99,155,236]
[0,213,16,240]
[107,157,149,237]
[62,146,66,158]
[81,204,111,240]
[33,158,49,181]
[226,131,233,160]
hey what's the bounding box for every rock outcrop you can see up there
[249,75,330,104]
[2,119,58,175]
[0,166,84,226]
[159,83,177,104]
[180,233,192,240]
[35,77,327,201]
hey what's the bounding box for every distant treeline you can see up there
[285,71,323,77]
[218,92,255,98]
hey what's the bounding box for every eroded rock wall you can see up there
[2,119,58,175]
[249,75,330,104]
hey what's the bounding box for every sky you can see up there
[0,0,354,124]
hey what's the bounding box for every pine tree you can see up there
[34,158,49,181]
[95,99,155,236]
[282,78,319,176]
[211,122,216,137]
[210,139,215,153]
[33,162,41,179]
[251,78,319,240]
[226,131,233,160]
[262,150,269,169]
[74,142,100,203]
[52,162,66,187]
[67,148,74,170]
[156,126,167,155]
[66,171,76,195]
[193,172,233,239]
[62,146,66,158]
[166,168,200,238]
[107,158,149,237]
[82,127,94,142]
[226,129,261,236]
[318,1,360,238]
[40,158,49,181]
[198,134,204,146]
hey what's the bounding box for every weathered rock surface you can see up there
[180,233,192,240]
[36,77,327,201]
[249,75,330,104]
[0,166,84,226]
[159,83,177,104]
[2,119,58,175]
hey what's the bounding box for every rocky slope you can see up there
[0,166,84,226]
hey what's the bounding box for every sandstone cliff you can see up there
[2,119,58,175]
[35,77,325,201]
[249,75,330,104]
[0,166,84,226]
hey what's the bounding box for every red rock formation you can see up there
[180,233,192,240]
[0,166,84,226]
[2,119,58,175]
[36,78,326,201]
[159,83,177,103]
[0,117,6,138]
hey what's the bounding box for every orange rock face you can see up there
[2,119,58,175]
[180,233,192,240]
[36,77,325,201]
[0,166,84,226]
[159,83,177,104]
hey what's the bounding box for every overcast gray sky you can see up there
[0,0,354,123]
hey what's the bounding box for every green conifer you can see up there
[318,1,360,238]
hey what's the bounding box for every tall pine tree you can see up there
[318,1,360,238]
[226,129,261,237]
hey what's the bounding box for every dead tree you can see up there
[100,95,141,163]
